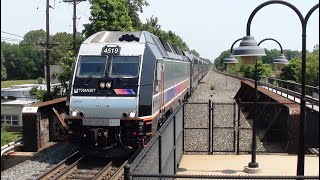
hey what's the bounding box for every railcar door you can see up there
[152,60,165,133]
[157,61,165,116]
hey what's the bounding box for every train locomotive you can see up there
[65,31,210,151]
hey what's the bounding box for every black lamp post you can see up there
[232,0,319,176]
[231,37,288,173]
[233,36,266,173]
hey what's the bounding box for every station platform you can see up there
[177,154,319,176]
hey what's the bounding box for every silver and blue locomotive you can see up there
[66,31,209,150]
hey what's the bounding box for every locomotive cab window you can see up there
[76,56,106,77]
[110,56,140,77]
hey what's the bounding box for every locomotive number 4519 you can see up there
[101,45,121,55]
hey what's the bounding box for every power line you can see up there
[1,31,24,38]
[1,36,22,40]
[77,6,90,18]
[1,37,22,42]
[63,0,86,54]
[76,3,90,29]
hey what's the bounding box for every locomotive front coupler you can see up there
[89,128,108,146]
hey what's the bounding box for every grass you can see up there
[1,79,38,89]
[1,131,22,146]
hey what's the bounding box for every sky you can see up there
[1,0,319,61]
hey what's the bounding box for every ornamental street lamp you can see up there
[224,39,241,86]
[223,55,238,86]
[257,38,289,71]
[232,36,266,173]
[233,0,319,176]
[231,37,288,173]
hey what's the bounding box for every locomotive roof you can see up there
[83,31,189,62]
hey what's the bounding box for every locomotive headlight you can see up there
[99,82,106,89]
[71,110,78,117]
[129,111,136,118]
[106,82,112,89]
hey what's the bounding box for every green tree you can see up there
[214,50,231,71]
[283,49,301,60]
[19,29,47,79]
[83,0,133,38]
[279,45,319,86]
[140,16,189,51]
[312,44,319,55]
[30,85,63,101]
[1,49,7,80]
[191,49,200,58]
[52,32,73,64]
[52,50,74,96]
[262,49,281,64]
[140,16,163,37]
[2,43,22,79]
[20,29,46,45]
[280,58,301,82]
[305,51,319,86]
[239,60,272,79]
[19,45,40,79]
[126,0,149,29]
[51,32,85,93]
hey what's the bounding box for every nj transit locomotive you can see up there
[66,31,210,150]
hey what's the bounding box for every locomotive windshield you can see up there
[77,56,106,77]
[110,56,140,77]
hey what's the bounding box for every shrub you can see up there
[36,77,44,84]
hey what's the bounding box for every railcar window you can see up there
[159,38,172,53]
[77,56,106,77]
[110,56,140,77]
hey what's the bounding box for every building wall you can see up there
[1,105,24,127]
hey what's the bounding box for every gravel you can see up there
[189,69,241,103]
[1,143,78,180]
[185,69,269,153]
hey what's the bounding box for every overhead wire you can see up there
[76,3,91,29]
[1,31,24,38]
[1,37,22,43]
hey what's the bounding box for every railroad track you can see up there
[35,151,128,180]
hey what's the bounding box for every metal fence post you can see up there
[237,102,241,155]
[208,99,212,154]
[124,164,131,180]
[182,103,185,152]
[233,102,236,153]
[159,135,162,174]
[173,116,177,173]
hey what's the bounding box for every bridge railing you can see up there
[259,76,319,102]
[213,68,319,109]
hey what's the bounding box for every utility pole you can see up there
[46,0,51,100]
[73,0,77,52]
[64,0,86,54]
[38,0,58,100]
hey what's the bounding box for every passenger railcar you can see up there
[65,31,209,151]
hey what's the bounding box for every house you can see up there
[1,100,36,130]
